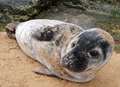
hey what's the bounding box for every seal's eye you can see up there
[89,50,99,57]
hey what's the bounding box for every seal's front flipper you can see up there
[33,67,54,76]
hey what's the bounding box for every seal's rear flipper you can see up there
[33,67,55,76]
[5,22,19,39]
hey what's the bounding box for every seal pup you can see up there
[6,19,114,82]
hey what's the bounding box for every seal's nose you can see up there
[70,58,88,72]
[72,50,89,72]
[62,49,89,72]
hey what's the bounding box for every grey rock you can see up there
[0,0,60,14]
[0,0,61,23]
[0,0,32,9]
[0,0,59,23]
[36,6,96,29]
[0,0,33,14]
[0,14,11,23]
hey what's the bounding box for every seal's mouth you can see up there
[61,48,89,72]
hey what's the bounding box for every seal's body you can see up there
[6,19,114,82]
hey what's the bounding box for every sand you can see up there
[0,32,120,87]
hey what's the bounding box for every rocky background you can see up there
[0,0,120,52]
[0,0,120,24]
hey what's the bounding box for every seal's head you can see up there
[61,28,114,73]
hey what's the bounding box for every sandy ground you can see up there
[0,32,120,87]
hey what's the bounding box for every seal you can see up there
[6,19,114,82]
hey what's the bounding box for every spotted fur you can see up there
[6,19,114,82]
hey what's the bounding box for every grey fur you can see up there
[6,19,114,82]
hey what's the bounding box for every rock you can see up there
[0,14,11,23]
[63,0,120,18]
[0,0,32,14]
[0,0,61,15]
[0,0,32,23]
[36,6,96,29]
[0,0,120,31]
[0,0,32,8]
[0,0,61,23]
[64,14,96,29]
